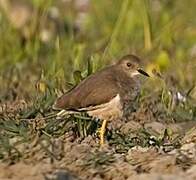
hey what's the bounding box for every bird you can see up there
[53,54,150,145]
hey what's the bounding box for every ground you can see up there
[0,0,196,179]
[0,97,196,180]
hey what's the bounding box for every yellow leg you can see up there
[100,120,107,145]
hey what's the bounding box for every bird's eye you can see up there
[127,62,132,67]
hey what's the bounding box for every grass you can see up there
[0,0,196,163]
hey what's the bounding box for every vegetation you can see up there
[0,1,195,178]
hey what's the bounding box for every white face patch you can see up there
[130,70,140,77]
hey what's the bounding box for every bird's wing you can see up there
[79,81,119,108]
[53,67,119,110]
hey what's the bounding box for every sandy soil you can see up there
[0,100,196,180]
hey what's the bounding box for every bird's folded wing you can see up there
[53,67,119,110]
[79,84,119,108]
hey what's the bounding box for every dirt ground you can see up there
[0,99,196,180]
[0,0,196,179]
[0,129,196,180]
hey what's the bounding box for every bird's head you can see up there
[117,54,150,78]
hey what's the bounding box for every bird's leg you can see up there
[100,119,107,145]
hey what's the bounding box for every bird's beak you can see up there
[137,68,150,77]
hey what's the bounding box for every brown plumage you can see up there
[53,66,118,110]
[53,54,149,145]
[53,55,148,110]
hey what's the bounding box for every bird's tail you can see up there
[56,109,80,119]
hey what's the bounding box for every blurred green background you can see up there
[0,0,196,100]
